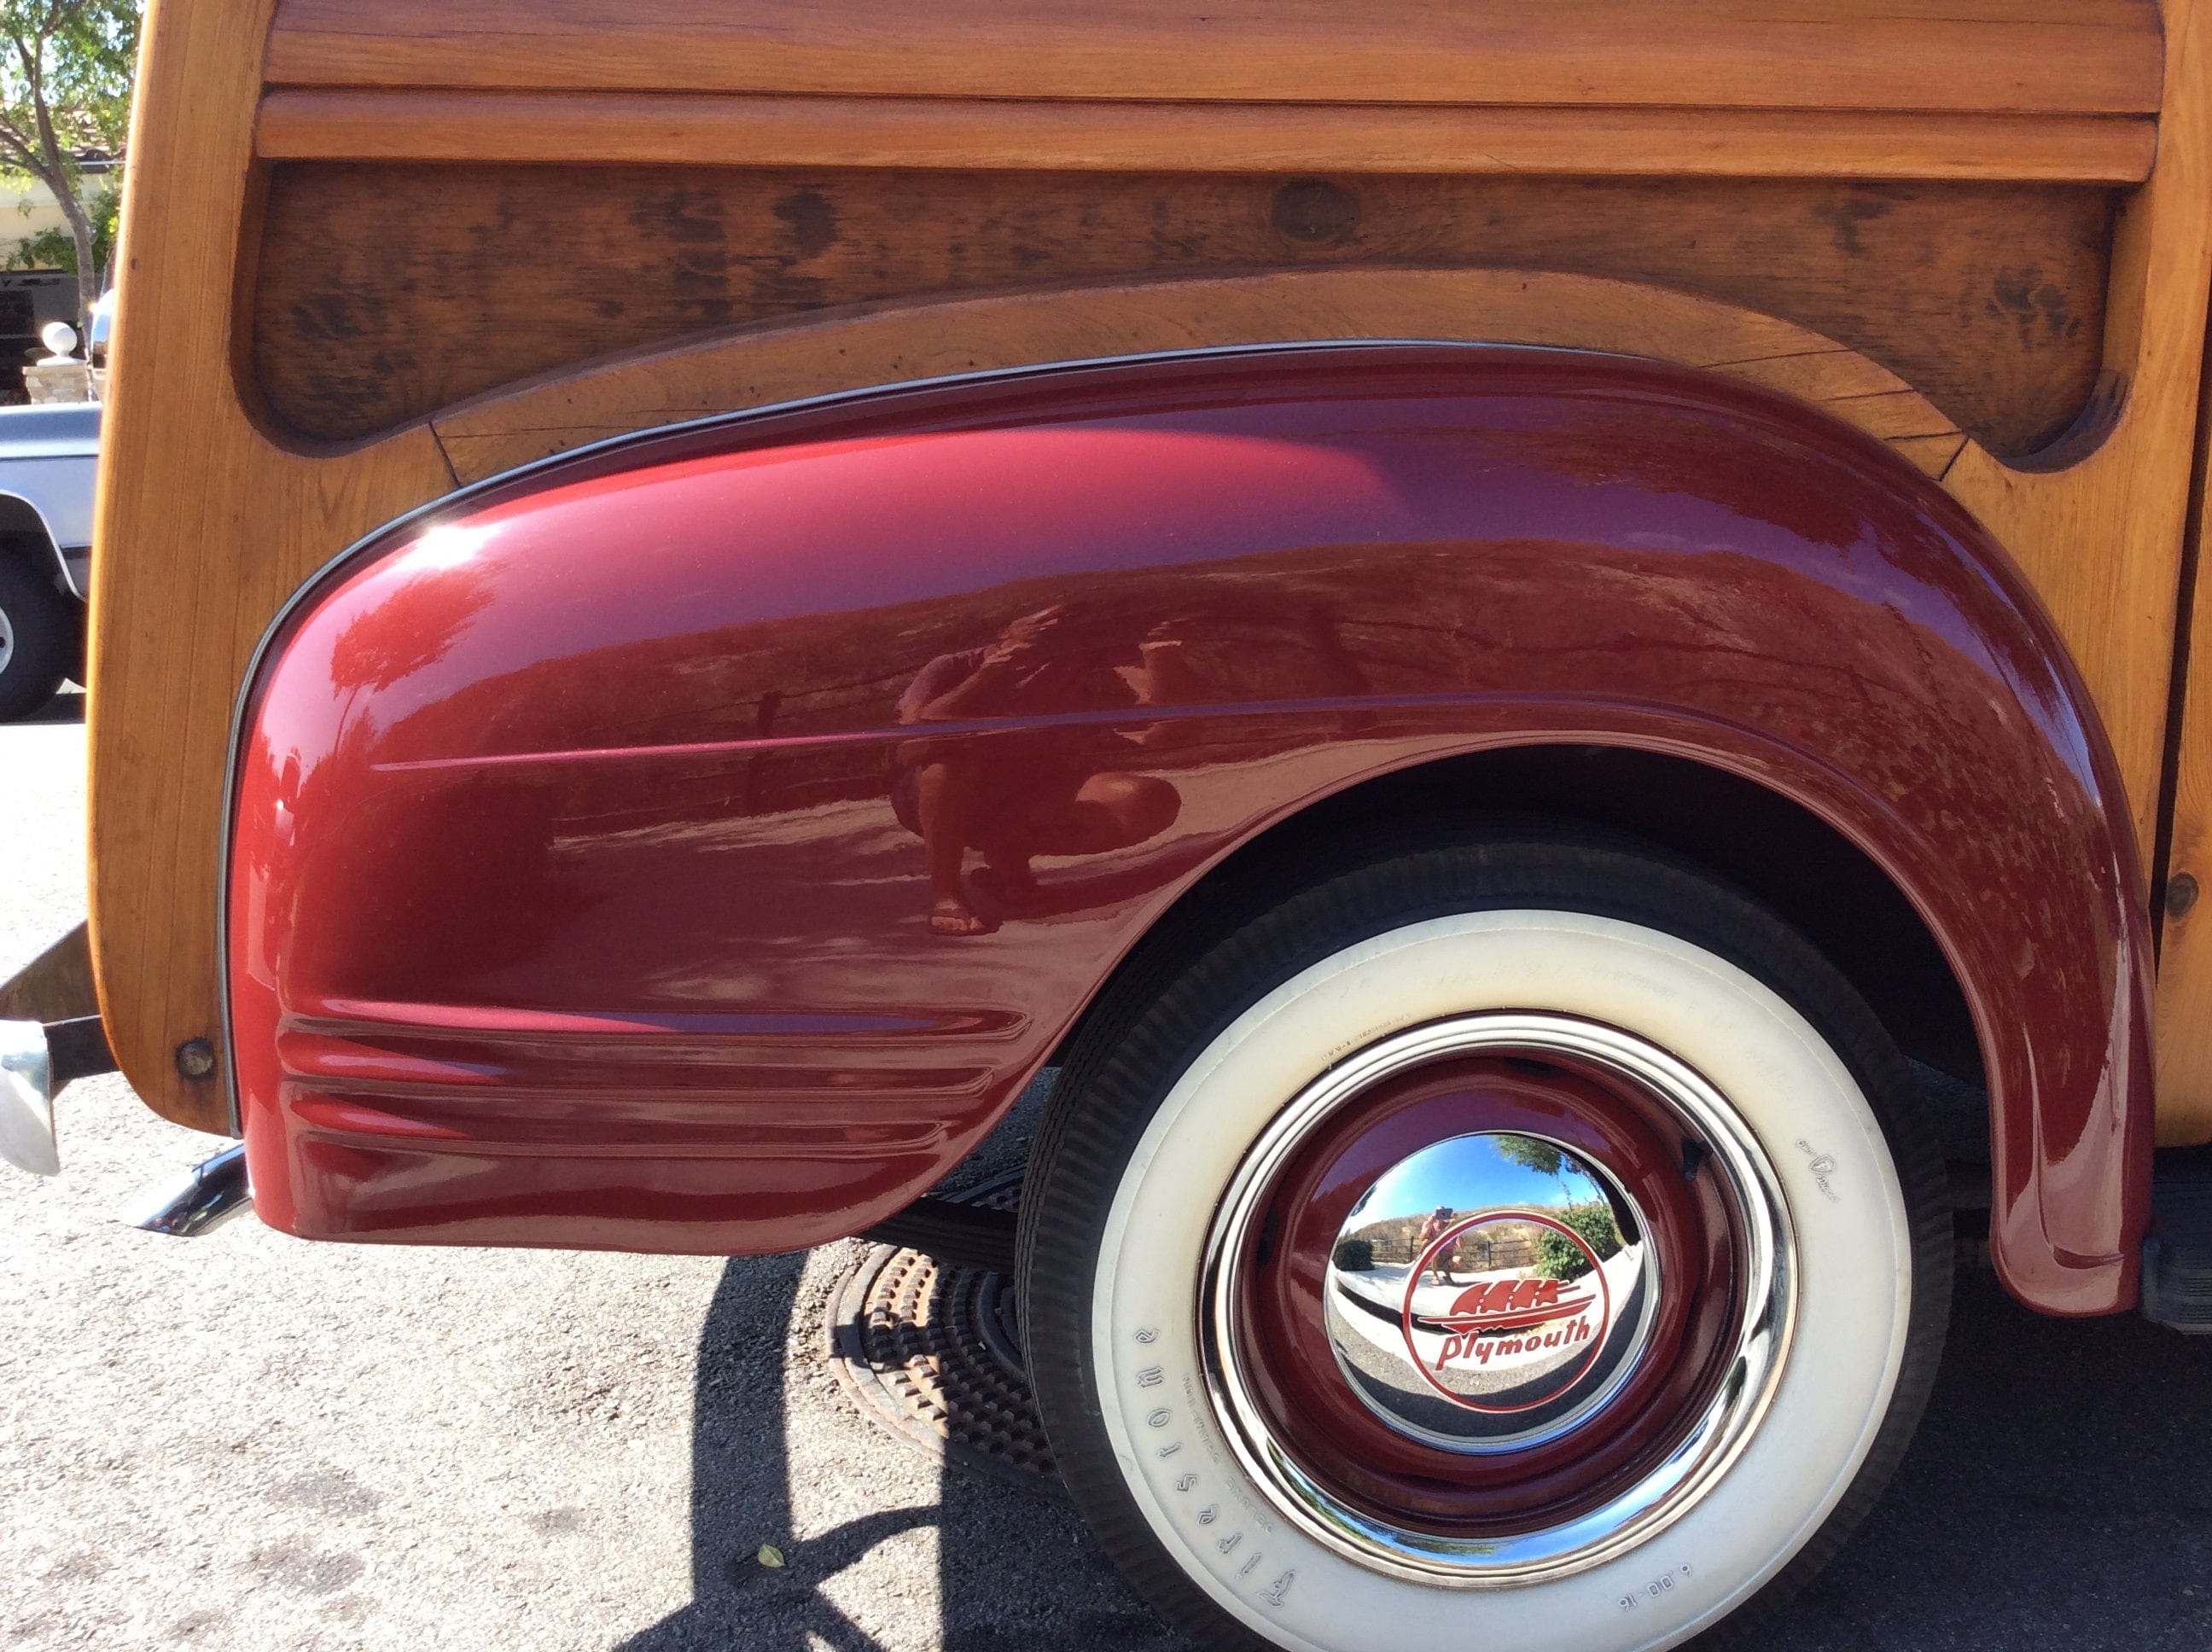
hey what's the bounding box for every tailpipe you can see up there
[124,1143,252,1236]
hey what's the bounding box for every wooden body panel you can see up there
[91,0,2212,1149]
[263,0,2163,113]
[253,166,2113,455]
[255,91,2160,186]
[424,270,1970,486]
[2148,146,2212,1141]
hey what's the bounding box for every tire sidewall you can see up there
[0,551,68,720]
[1031,862,1938,1652]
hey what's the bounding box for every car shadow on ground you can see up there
[615,1249,2212,1652]
[610,1247,1182,1652]
[1758,1266,2212,1652]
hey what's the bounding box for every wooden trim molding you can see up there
[1952,0,2212,918]
[90,0,454,1134]
[2146,0,2212,1145]
[264,0,2164,115]
[2068,0,2212,1145]
[428,269,1966,484]
[254,90,2161,185]
[2152,380,2212,1143]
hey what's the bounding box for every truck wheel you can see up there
[1020,833,1948,1652]
[0,553,68,720]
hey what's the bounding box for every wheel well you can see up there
[1066,744,1983,1094]
[0,494,65,593]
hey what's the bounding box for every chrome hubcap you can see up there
[0,602,15,677]
[1330,1132,1660,1453]
[1200,1013,1796,1586]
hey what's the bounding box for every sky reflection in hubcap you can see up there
[1328,1131,1659,1452]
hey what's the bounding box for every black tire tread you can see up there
[0,550,70,722]
[1018,828,1951,1652]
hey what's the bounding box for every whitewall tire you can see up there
[1020,834,1949,1652]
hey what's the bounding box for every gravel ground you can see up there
[8,693,2212,1650]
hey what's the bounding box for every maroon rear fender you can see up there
[226,345,2151,1314]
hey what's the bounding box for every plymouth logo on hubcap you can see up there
[1398,1210,1614,1414]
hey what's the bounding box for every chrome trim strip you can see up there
[215,336,1599,1135]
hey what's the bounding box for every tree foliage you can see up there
[0,0,137,325]
[1534,1201,1623,1282]
[1331,1237,1376,1273]
[1493,1133,1565,1180]
[3,172,114,272]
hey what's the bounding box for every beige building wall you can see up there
[0,176,72,265]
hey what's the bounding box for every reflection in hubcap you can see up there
[1200,1013,1795,1587]
[1330,1133,1657,1451]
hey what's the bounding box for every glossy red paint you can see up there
[227,345,2151,1313]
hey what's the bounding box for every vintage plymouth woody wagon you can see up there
[9,0,2212,1645]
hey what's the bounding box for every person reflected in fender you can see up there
[894,604,1190,937]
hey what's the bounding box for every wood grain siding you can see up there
[426,270,1967,484]
[251,165,2117,456]
[2145,0,2212,1144]
[253,91,2162,186]
[263,0,2164,114]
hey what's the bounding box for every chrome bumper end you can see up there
[0,924,119,1175]
[1,1017,59,1175]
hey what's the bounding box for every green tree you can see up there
[3,172,114,276]
[0,1,137,330]
[1330,1237,1375,1273]
[1534,1201,1623,1283]
[1492,1133,1564,1179]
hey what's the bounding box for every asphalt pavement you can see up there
[7,692,2212,1650]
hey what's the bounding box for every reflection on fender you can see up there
[224,345,2149,1309]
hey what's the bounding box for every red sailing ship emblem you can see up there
[1418,1276,1598,1337]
